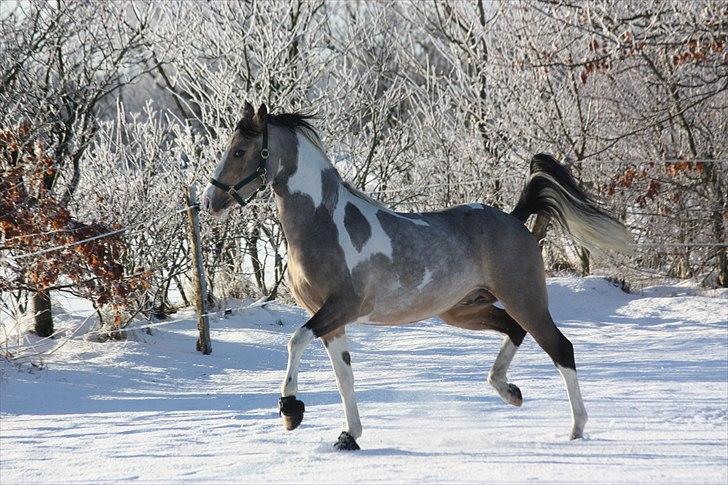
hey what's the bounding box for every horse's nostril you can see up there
[202,195,210,211]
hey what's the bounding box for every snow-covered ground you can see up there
[1,277,727,483]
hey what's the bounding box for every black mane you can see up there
[236,111,317,138]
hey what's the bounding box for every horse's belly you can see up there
[359,274,480,325]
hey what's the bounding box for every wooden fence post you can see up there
[185,185,212,354]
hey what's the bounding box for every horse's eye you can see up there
[234,149,245,158]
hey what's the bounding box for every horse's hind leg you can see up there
[440,304,527,406]
[494,284,588,439]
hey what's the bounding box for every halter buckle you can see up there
[260,148,269,159]
[227,187,237,197]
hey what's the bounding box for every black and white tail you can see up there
[511,154,633,254]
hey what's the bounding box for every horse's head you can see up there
[203,102,268,217]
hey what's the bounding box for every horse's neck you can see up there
[273,131,342,237]
[286,131,338,205]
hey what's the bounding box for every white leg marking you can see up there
[488,337,522,406]
[324,335,362,439]
[557,365,588,439]
[281,327,315,397]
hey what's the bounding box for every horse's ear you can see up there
[253,103,268,129]
[242,102,255,120]
[255,103,268,122]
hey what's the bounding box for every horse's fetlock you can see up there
[348,423,362,439]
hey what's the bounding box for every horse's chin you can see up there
[206,205,231,219]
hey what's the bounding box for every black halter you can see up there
[209,119,269,208]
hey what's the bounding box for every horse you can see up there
[202,102,632,451]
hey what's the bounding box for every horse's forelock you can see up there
[235,118,261,138]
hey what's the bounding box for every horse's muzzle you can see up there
[201,184,230,218]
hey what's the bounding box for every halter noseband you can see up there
[209,118,269,208]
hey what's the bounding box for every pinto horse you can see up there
[203,103,632,450]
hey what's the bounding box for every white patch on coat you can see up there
[353,313,371,324]
[204,138,234,210]
[394,213,430,226]
[287,132,330,208]
[416,268,432,291]
[274,155,286,177]
[324,335,362,438]
[212,137,234,180]
[332,187,394,272]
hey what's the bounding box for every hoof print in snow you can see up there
[333,431,360,451]
[507,383,523,407]
[278,396,305,431]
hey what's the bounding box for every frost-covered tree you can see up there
[2,0,725,339]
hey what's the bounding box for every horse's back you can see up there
[398,202,540,264]
[355,202,544,324]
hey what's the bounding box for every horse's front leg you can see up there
[278,299,352,432]
[322,328,362,450]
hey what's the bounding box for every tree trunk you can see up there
[174,275,190,307]
[247,227,267,295]
[32,290,53,337]
[577,247,590,276]
[703,163,727,287]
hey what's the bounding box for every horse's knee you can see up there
[288,326,315,353]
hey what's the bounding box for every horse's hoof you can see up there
[278,396,305,431]
[506,383,523,407]
[333,431,360,451]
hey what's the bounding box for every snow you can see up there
[1,277,727,483]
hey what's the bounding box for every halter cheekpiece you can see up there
[209,117,269,208]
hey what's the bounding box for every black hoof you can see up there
[278,396,305,431]
[333,431,360,451]
[507,383,523,407]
